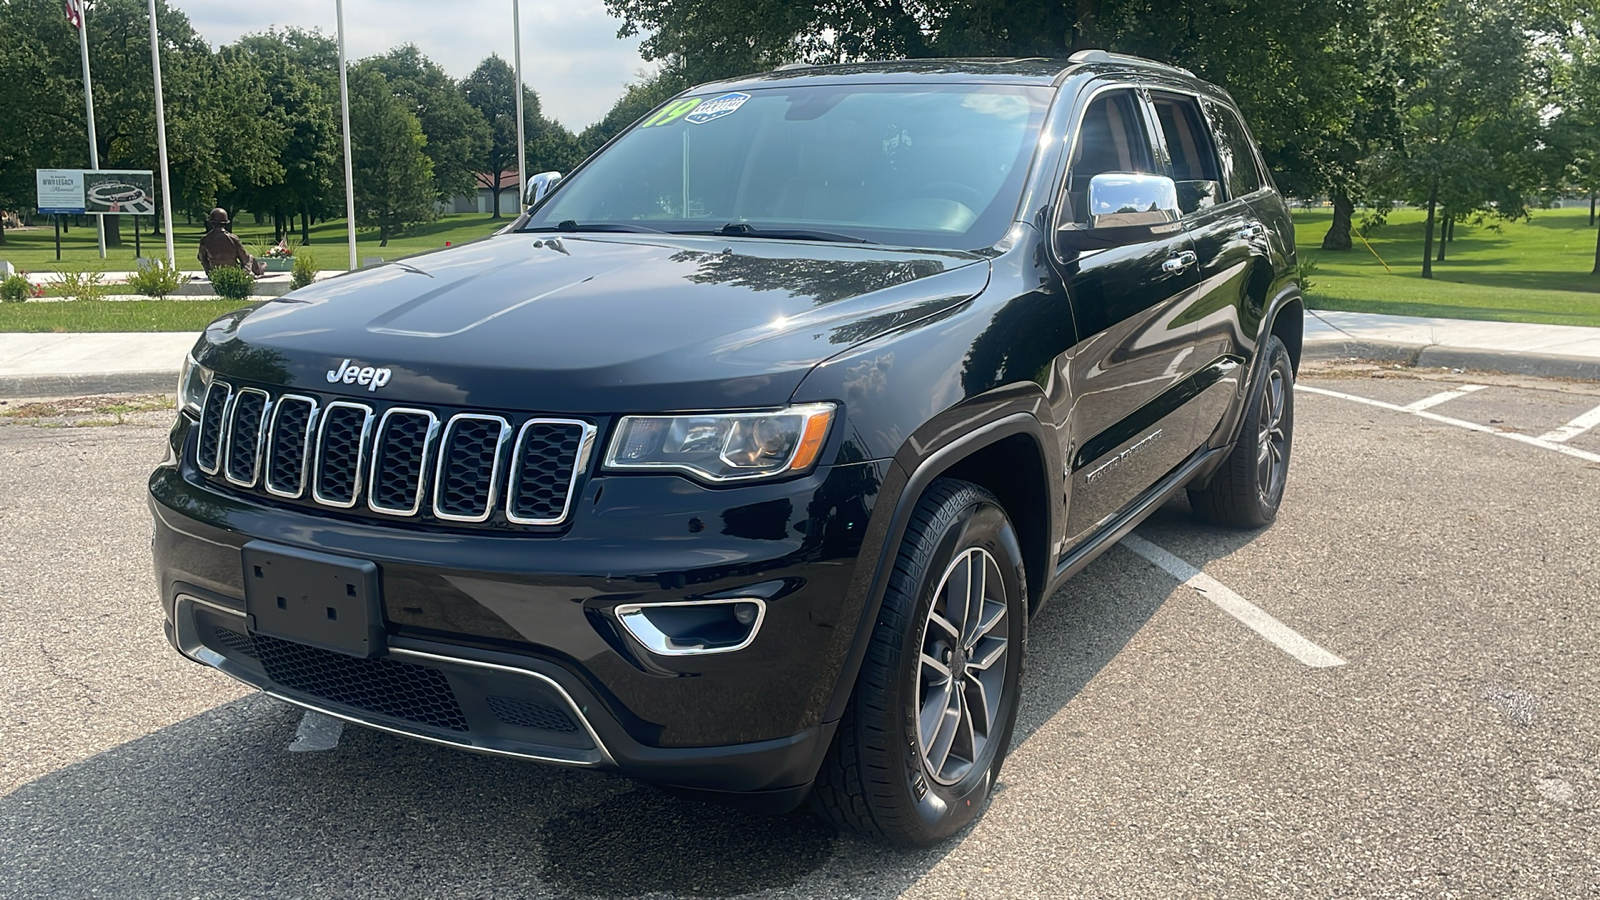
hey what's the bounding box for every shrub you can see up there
[1297,257,1319,294]
[1,272,33,302]
[209,264,256,301]
[52,267,109,301]
[290,249,318,290]
[126,259,186,299]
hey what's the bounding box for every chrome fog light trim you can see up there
[614,598,767,656]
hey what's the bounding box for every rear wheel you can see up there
[1189,334,1294,527]
[810,479,1026,846]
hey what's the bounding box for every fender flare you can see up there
[821,409,1056,724]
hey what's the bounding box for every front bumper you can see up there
[151,425,888,801]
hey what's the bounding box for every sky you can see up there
[178,0,651,130]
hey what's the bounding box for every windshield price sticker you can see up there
[642,92,750,128]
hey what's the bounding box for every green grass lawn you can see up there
[0,299,252,333]
[1293,206,1600,327]
[0,212,508,274]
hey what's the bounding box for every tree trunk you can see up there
[1321,189,1354,250]
[1592,219,1599,275]
[1590,190,1596,227]
[1436,215,1449,262]
[490,176,503,219]
[379,219,389,248]
[104,215,123,247]
[300,208,310,244]
[1447,216,1456,242]
[0,215,7,246]
[1421,181,1438,279]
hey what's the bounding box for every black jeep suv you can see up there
[151,52,1301,846]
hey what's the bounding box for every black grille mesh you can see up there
[225,392,268,484]
[197,385,230,471]
[266,398,314,495]
[371,412,432,512]
[316,405,369,504]
[197,382,586,527]
[252,634,469,732]
[487,695,578,733]
[509,423,585,522]
[435,418,503,518]
[212,626,257,659]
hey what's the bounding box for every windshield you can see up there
[525,83,1053,249]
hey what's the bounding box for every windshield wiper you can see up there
[674,222,878,244]
[522,220,666,234]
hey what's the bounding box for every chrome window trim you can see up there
[263,394,320,499]
[196,381,233,475]
[311,400,375,509]
[223,387,272,489]
[505,418,597,526]
[366,407,441,517]
[614,598,768,656]
[432,413,512,523]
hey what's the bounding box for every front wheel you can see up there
[1189,334,1295,527]
[810,479,1027,846]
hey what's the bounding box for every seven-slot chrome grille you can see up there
[193,380,595,528]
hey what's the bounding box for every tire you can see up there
[810,478,1027,846]
[1189,334,1295,528]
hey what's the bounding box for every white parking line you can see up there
[1404,384,1487,411]
[1120,534,1346,669]
[1538,400,1600,443]
[1298,385,1600,465]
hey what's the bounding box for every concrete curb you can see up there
[0,370,178,399]
[1304,340,1600,382]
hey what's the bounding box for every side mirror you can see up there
[525,171,562,209]
[1057,172,1181,252]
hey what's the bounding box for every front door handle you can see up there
[1162,250,1197,274]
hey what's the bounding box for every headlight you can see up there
[604,403,836,482]
[177,353,208,415]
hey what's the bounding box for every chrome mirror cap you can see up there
[1086,172,1180,228]
[525,171,562,209]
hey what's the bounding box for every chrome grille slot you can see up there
[265,395,318,498]
[433,414,510,522]
[313,402,373,508]
[196,382,232,474]
[368,408,438,516]
[223,388,270,487]
[506,419,594,525]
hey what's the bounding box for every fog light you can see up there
[614,598,767,656]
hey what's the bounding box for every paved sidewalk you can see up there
[1304,310,1600,380]
[4,310,1600,398]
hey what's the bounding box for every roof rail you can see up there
[774,62,812,71]
[1067,49,1195,78]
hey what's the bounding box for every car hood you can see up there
[199,232,990,413]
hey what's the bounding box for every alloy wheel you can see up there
[1256,367,1289,505]
[916,547,1009,786]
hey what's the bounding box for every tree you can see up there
[347,66,434,246]
[1545,12,1600,273]
[228,28,342,243]
[1368,0,1544,277]
[364,45,490,203]
[460,54,571,217]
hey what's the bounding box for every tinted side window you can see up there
[1150,93,1223,216]
[1204,101,1265,199]
[1062,89,1155,223]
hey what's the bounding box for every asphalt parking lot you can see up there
[2,364,1596,899]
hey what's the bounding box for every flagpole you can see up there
[336,0,358,270]
[513,0,526,211]
[147,0,175,266]
[75,1,106,259]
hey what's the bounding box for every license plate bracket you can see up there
[242,541,384,658]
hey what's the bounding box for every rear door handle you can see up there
[1238,223,1266,241]
[1162,250,1197,273]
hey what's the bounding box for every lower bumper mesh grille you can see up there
[252,634,469,732]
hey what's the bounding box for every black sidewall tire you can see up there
[885,488,1027,843]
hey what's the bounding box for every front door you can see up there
[1050,86,1208,546]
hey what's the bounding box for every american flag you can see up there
[65,0,82,29]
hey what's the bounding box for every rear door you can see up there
[1051,85,1207,546]
[1147,89,1269,447]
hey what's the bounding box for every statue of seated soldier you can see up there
[197,208,266,277]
